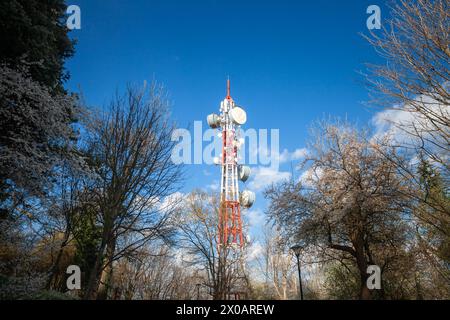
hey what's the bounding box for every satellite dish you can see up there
[240,190,255,208]
[238,165,251,182]
[207,113,221,128]
[230,106,247,125]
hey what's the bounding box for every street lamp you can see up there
[195,283,201,300]
[290,244,304,300]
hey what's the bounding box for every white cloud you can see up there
[371,94,449,170]
[291,148,308,160]
[371,93,449,146]
[158,192,185,212]
[279,148,308,163]
[372,108,416,142]
[248,166,291,191]
[247,241,263,261]
[299,167,323,188]
[255,145,308,165]
[206,181,219,191]
[246,208,265,228]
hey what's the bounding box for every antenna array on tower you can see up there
[207,80,255,248]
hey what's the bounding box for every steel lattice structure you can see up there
[207,80,255,248]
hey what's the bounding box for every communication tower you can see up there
[207,80,255,248]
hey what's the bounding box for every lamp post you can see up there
[195,283,201,300]
[290,244,304,300]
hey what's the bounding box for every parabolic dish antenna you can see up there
[238,165,251,182]
[240,190,255,208]
[207,113,221,128]
[230,106,247,125]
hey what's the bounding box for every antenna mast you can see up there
[206,80,255,248]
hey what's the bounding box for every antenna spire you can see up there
[226,77,231,100]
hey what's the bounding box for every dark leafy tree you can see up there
[0,0,79,218]
[0,0,75,92]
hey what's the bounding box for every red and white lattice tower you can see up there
[207,80,255,248]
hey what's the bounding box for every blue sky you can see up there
[65,0,390,243]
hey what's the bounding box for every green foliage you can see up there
[417,158,450,263]
[324,262,360,300]
[72,206,102,290]
[0,0,75,92]
[0,0,79,216]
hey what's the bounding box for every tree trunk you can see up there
[97,236,116,300]
[353,233,372,300]
[84,234,108,299]
[46,230,70,290]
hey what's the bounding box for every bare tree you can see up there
[255,227,297,300]
[365,0,449,172]
[83,82,182,299]
[365,0,450,284]
[112,242,197,300]
[178,191,250,300]
[265,121,412,299]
